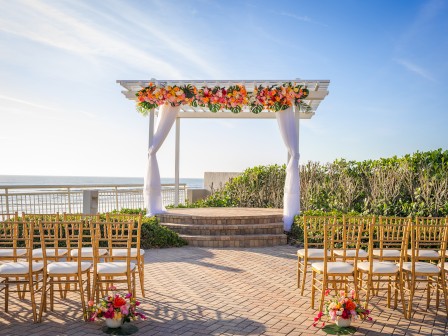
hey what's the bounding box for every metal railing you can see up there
[0,184,187,216]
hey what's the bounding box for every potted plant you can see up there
[88,286,146,329]
[313,289,371,329]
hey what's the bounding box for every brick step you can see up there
[162,222,285,235]
[157,214,283,225]
[179,234,287,248]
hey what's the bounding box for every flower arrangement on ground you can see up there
[313,289,371,328]
[88,286,146,324]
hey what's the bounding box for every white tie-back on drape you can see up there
[276,106,300,231]
[144,104,180,216]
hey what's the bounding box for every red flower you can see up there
[113,296,127,308]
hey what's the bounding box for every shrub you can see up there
[182,149,448,218]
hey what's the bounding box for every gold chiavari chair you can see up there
[0,212,19,222]
[92,221,136,301]
[356,217,405,310]
[297,216,332,295]
[333,216,369,262]
[22,212,61,222]
[311,217,361,312]
[63,212,101,222]
[39,221,92,322]
[0,221,44,322]
[106,213,145,297]
[372,216,409,262]
[399,217,448,319]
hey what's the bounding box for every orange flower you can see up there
[113,296,127,308]
[345,300,357,311]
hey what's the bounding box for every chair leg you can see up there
[318,277,327,313]
[132,272,136,298]
[78,276,87,322]
[39,276,48,322]
[297,259,301,288]
[50,279,54,312]
[407,275,416,319]
[5,278,9,312]
[29,276,37,323]
[138,261,145,298]
[300,260,308,296]
[311,270,316,309]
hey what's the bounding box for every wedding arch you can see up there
[117,79,330,231]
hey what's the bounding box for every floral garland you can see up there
[136,82,309,115]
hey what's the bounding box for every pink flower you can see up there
[88,300,94,307]
[120,305,129,316]
[125,293,132,299]
[109,286,117,291]
[324,289,331,296]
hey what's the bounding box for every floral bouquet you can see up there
[195,86,227,112]
[225,85,248,114]
[313,289,371,328]
[88,286,146,323]
[136,82,166,113]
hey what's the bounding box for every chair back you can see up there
[0,221,40,272]
[92,221,134,272]
[333,216,373,260]
[106,213,143,256]
[63,213,101,222]
[0,212,19,222]
[374,216,410,260]
[411,217,448,262]
[302,215,333,251]
[35,221,67,262]
[22,212,61,222]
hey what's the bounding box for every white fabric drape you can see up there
[276,106,300,231]
[144,104,180,216]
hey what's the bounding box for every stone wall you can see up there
[203,172,241,191]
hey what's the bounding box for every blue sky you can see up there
[1,0,447,178]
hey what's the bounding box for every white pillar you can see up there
[174,117,180,206]
[148,108,155,149]
[295,109,300,153]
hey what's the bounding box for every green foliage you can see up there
[139,215,187,248]
[182,149,448,218]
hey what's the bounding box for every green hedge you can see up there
[110,209,188,248]
[182,149,448,217]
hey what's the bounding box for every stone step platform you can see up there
[162,222,285,235]
[180,234,287,248]
[157,208,287,248]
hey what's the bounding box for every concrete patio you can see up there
[0,246,447,335]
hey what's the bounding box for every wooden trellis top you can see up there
[117,79,330,119]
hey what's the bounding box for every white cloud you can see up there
[0,0,183,77]
[278,12,329,27]
[394,58,435,82]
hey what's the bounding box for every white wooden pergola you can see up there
[117,79,330,206]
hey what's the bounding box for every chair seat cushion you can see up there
[437,262,448,271]
[311,261,354,274]
[47,262,91,275]
[372,249,401,258]
[407,249,439,258]
[97,262,136,274]
[110,248,145,257]
[334,249,368,258]
[70,247,107,258]
[0,248,27,257]
[402,262,440,274]
[0,262,44,275]
[33,248,68,258]
[357,261,399,274]
[297,249,329,258]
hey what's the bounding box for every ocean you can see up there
[0,175,204,189]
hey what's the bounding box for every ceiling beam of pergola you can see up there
[117,79,330,119]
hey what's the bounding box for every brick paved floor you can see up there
[1,246,447,335]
